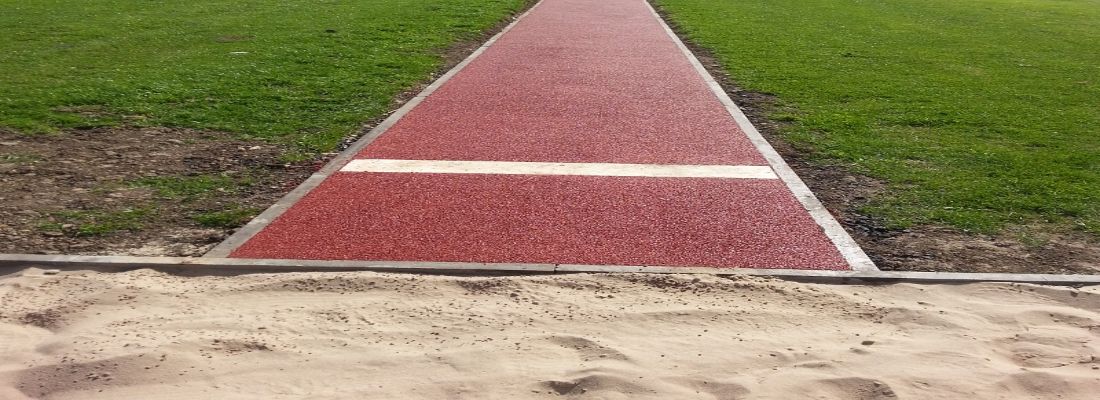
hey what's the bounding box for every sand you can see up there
[1,268,1098,399]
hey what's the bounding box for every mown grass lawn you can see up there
[0,0,527,158]
[656,0,1100,238]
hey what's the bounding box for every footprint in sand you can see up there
[995,332,1096,368]
[547,335,630,361]
[996,370,1090,398]
[8,353,184,399]
[665,377,751,400]
[542,373,646,396]
[816,377,898,400]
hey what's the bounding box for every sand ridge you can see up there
[1,269,1098,399]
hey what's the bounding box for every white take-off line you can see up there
[341,159,779,179]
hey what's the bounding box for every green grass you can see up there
[0,153,40,164]
[656,0,1100,235]
[0,0,527,156]
[44,208,153,236]
[192,206,261,229]
[131,174,248,200]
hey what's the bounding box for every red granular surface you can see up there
[231,173,848,270]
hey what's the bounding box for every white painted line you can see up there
[340,159,778,179]
[643,1,879,272]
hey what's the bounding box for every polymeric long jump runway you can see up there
[212,0,876,271]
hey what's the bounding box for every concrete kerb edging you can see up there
[203,0,547,258]
[641,1,878,272]
[1,254,1099,285]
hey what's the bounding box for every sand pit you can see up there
[1,269,1098,399]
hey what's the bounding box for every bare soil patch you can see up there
[653,6,1100,274]
[0,127,312,256]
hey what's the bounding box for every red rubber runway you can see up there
[360,0,765,165]
[228,0,856,270]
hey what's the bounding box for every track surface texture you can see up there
[229,0,861,271]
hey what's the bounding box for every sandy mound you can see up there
[1,269,1098,399]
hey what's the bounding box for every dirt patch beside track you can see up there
[0,127,313,256]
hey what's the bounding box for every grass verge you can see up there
[0,0,529,157]
[131,174,250,200]
[654,0,1100,237]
